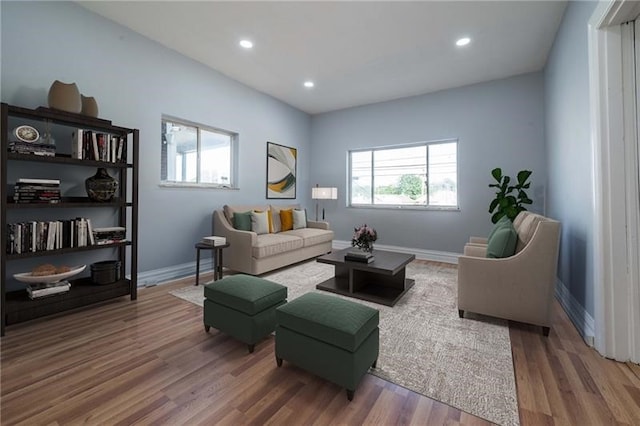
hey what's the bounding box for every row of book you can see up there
[71,129,127,163]
[6,221,126,255]
[27,281,71,299]
[9,141,56,157]
[13,178,61,204]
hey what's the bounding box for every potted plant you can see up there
[488,168,533,223]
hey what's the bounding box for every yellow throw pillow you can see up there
[280,209,294,231]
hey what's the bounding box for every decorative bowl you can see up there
[13,265,86,284]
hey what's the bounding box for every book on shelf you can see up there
[201,236,227,246]
[27,281,71,299]
[5,217,100,254]
[8,141,56,156]
[93,226,126,245]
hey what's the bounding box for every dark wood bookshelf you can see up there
[4,278,131,325]
[7,152,132,168]
[1,102,139,336]
[6,197,129,208]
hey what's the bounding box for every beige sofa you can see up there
[212,204,334,275]
[457,211,561,336]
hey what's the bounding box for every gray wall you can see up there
[544,0,598,316]
[310,72,547,253]
[1,2,311,274]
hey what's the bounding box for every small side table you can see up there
[195,242,230,286]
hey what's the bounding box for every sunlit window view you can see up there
[161,118,235,186]
[350,141,457,207]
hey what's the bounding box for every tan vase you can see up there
[47,80,81,113]
[81,95,99,117]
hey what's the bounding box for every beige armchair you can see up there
[457,212,561,336]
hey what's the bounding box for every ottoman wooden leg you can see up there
[276,356,283,367]
[248,344,255,353]
[204,325,210,333]
[346,389,354,401]
[372,359,377,369]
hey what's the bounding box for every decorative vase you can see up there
[48,80,82,113]
[85,168,118,202]
[80,95,99,117]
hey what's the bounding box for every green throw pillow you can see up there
[486,222,517,258]
[233,211,252,231]
[487,215,511,241]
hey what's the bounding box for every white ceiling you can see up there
[78,1,567,115]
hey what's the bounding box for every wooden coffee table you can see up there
[316,248,415,306]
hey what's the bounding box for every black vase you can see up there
[85,168,118,202]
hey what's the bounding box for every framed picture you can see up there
[266,141,297,199]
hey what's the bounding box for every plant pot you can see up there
[85,168,118,202]
[47,80,81,113]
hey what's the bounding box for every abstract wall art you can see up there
[266,141,297,199]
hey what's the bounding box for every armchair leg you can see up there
[458,309,464,318]
[542,326,550,337]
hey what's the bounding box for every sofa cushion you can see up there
[233,211,252,231]
[293,209,307,229]
[270,209,281,233]
[284,228,334,247]
[224,204,269,225]
[280,209,294,231]
[252,233,304,258]
[251,210,270,235]
[488,215,511,240]
[486,222,517,258]
[515,213,546,253]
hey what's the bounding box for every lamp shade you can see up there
[312,187,338,200]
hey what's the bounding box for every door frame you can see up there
[589,0,640,362]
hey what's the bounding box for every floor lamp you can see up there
[311,185,338,221]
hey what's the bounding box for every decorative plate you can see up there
[13,125,40,143]
[13,265,86,283]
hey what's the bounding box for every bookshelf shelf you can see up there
[1,102,139,336]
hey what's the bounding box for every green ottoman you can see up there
[275,292,379,401]
[204,274,287,353]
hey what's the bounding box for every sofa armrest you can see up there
[213,210,257,273]
[463,244,487,257]
[469,236,488,244]
[307,220,330,230]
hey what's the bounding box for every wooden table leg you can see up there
[195,247,201,286]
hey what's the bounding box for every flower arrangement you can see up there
[351,224,378,252]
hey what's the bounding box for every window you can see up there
[349,140,458,208]
[161,117,237,187]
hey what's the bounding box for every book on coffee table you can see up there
[344,249,375,263]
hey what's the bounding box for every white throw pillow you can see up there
[293,209,307,229]
[251,210,270,235]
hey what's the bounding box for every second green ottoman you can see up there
[275,292,379,401]
[204,274,287,353]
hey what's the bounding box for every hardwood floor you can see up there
[2,267,639,425]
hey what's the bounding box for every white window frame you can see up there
[160,115,238,189]
[348,139,459,210]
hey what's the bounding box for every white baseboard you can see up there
[137,258,212,287]
[137,241,460,287]
[555,278,595,346]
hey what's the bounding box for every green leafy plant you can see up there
[488,168,533,223]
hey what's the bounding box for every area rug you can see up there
[169,261,519,426]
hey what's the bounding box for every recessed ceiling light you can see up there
[304,81,315,88]
[239,39,253,49]
[456,37,471,47]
